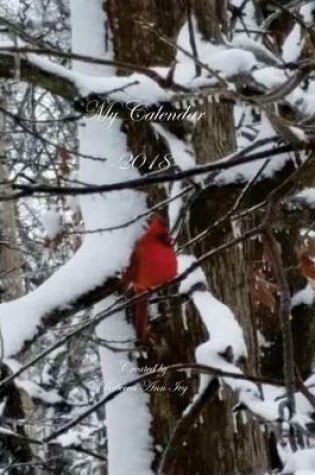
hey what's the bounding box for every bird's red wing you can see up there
[122,248,149,341]
[122,247,140,288]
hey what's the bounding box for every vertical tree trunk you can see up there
[0,123,23,301]
[106,1,269,473]
[188,99,268,474]
[0,103,34,471]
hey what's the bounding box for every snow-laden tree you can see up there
[2,0,315,474]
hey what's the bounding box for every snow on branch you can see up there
[10,139,310,200]
[176,255,315,438]
[178,255,247,386]
[0,241,127,357]
[0,23,314,128]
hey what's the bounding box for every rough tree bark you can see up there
[0,101,34,471]
[106,1,269,473]
[188,108,268,474]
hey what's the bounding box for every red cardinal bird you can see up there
[123,216,177,341]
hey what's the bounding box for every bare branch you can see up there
[43,363,284,444]
[10,142,304,200]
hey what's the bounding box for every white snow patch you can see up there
[217,114,292,185]
[253,67,288,89]
[282,449,315,474]
[97,297,153,475]
[152,124,195,170]
[16,380,62,404]
[282,24,303,63]
[40,207,62,239]
[291,284,315,308]
[178,254,247,395]
[294,188,315,208]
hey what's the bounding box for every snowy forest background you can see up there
[2,0,315,474]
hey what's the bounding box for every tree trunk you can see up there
[0,102,34,471]
[188,99,268,474]
[106,1,269,473]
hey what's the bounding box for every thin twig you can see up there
[43,363,284,444]
[10,142,301,200]
[181,159,270,251]
[262,199,297,450]
[185,0,201,77]
[263,227,296,413]
[0,224,263,390]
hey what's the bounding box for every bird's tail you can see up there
[134,292,148,342]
